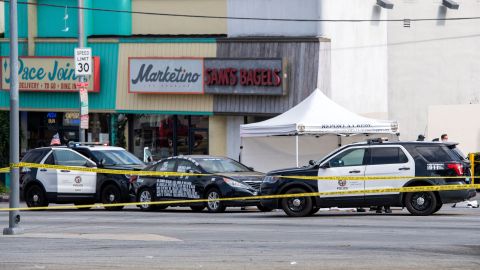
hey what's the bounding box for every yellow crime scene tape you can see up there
[0,154,477,212]
[0,183,479,212]
[0,162,475,181]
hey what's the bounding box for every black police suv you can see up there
[132,155,266,213]
[20,143,145,210]
[260,140,476,217]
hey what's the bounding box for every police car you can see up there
[20,143,145,210]
[132,156,265,213]
[260,139,476,217]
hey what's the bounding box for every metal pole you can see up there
[4,0,24,235]
[78,0,86,142]
[470,153,475,186]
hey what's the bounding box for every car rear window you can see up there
[21,149,49,163]
[416,146,460,162]
[370,147,408,165]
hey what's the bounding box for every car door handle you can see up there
[399,167,410,171]
[40,169,47,172]
[60,170,70,173]
[349,170,361,174]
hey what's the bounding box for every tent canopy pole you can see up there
[296,135,299,167]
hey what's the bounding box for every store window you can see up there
[25,112,110,150]
[132,115,209,160]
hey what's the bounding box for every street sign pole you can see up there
[3,0,24,235]
[78,0,86,142]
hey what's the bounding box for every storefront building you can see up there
[0,0,130,155]
[0,1,331,161]
[0,39,120,154]
[117,37,330,160]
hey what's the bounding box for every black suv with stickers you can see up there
[20,144,145,210]
[132,155,266,213]
[260,140,476,217]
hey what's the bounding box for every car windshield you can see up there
[195,158,251,173]
[91,150,144,166]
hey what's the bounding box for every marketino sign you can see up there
[128,58,204,94]
[128,57,286,95]
[0,57,100,92]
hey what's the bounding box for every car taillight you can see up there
[447,163,464,176]
[129,175,138,184]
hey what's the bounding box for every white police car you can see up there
[20,143,145,210]
[260,139,476,217]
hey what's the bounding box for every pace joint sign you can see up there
[74,48,92,76]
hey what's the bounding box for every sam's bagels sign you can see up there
[1,57,100,92]
[128,57,286,95]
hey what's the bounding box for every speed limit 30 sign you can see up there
[74,48,92,76]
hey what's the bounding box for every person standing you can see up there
[416,134,425,141]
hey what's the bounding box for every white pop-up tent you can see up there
[240,89,399,172]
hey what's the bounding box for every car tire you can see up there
[206,188,226,213]
[190,205,205,212]
[281,188,314,217]
[101,184,124,211]
[432,202,443,214]
[137,188,156,211]
[404,191,437,216]
[25,184,49,208]
[257,204,273,212]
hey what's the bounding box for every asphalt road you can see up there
[0,198,479,270]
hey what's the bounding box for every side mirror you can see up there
[247,166,254,171]
[308,160,315,166]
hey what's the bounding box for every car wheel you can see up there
[257,204,273,212]
[25,184,49,208]
[190,205,205,212]
[206,188,226,213]
[137,188,156,211]
[281,188,314,217]
[101,184,124,211]
[405,191,437,216]
[432,202,443,214]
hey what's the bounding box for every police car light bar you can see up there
[68,142,109,147]
[367,138,389,144]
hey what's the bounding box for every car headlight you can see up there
[263,176,280,183]
[223,178,250,189]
